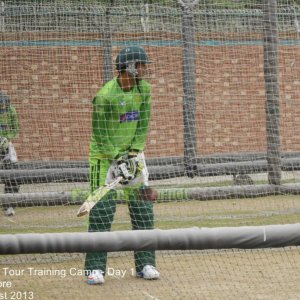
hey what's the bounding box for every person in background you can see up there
[0,91,20,216]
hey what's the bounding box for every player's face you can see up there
[136,62,147,79]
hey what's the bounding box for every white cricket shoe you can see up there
[87,270,105,285]
[4,207,15,217]
[137,265,160,280]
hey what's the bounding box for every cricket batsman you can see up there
[84,46,159,284]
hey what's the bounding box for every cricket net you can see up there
[0,0,300,299]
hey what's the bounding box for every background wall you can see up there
[1,31,300,161]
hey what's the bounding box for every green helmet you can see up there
[115,46,150,72]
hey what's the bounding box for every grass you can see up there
[1,194,299,234]
[155,213,300,229]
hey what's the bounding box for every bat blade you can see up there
[76,176,123,217]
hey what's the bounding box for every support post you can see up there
[179,0,199,178]
[102,2,114,83]
[263,0,281,185]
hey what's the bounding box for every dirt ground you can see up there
[0,194,299,299]
[0,248,299,300]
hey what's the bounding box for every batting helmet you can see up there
[115,46,151,76]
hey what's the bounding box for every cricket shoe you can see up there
[4,207,15,217]
[87,270,105,285]
[137,265,160,280]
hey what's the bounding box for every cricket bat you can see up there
[76,176,123,217]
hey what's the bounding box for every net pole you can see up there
[102,2,114,83]
[179,0,198,177]
[263,0,281,185]
[0,1,4,32]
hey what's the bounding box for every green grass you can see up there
[154,214,300,229]
[1,194,299,234]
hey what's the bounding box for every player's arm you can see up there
[7,105,19,139]
[130,83,151,153]
[92,95,119,159]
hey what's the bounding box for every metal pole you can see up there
[263,0,281,185]
[0,1,5,32]
[179,0,199,178]
[102,2,114,83]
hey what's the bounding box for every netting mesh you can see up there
[0,0,300,299]
[0,248,299,299]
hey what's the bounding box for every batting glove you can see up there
[116,155,137,184]
[128,150,144,178]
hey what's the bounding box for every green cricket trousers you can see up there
[84,158,156,275]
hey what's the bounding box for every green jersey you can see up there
[90,78,151,159]
[0,105,19,139]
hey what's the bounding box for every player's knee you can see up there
[89,190,117,215]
